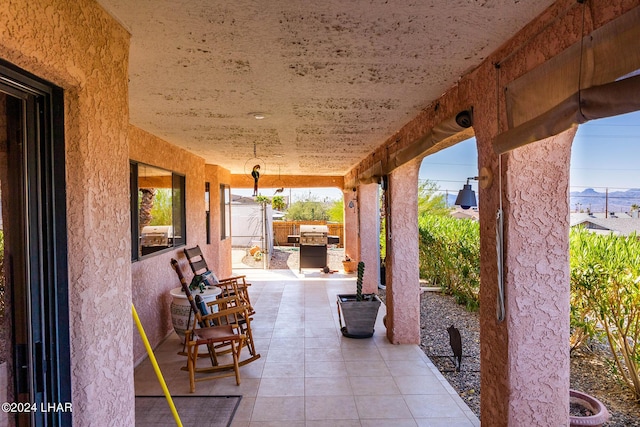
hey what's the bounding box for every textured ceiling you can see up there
[98,0,555,176]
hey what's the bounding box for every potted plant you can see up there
[569,389,610,427]
[342,255,357,273]
[337,261,382,338]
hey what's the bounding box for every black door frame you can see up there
[1,60,71,426]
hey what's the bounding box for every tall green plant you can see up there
[327,199,344,223]
[417,179,449,217]
[418,214,480,310]
[570,228,640,400]
[148,188,172,225]
[356,261,365,301]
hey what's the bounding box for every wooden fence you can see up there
[273,220,344,248]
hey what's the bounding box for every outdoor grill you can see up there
[140,225,173,255]
[299,224,329,272]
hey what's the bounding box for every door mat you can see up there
[135,395,242,427]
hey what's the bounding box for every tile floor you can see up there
[134,269,480,426]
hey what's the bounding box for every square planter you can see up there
[337,293,381,338]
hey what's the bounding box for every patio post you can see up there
[385,159,421,344]
[343,188,359,264]
[357,182,381,294]
[478,129,575,425]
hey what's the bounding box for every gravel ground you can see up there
[380,288,640,426]
[247,247,640,425]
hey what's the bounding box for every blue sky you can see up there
[235,110,640,202]
[421,110,640,197]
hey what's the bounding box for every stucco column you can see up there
[343,188,359,262]
[385,159,421,344]
[478,129,574,425]
[358,182,380,294]
[205,165,232,278]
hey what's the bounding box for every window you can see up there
[220,184,231,240]
[205,182,211,244]
[130,162,186,260]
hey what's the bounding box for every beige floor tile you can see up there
[262,361,305,378]
[349,375,401,395]
[266,345,305,363]
[251,396,305,421]
[304,360,347,377]
[394,375,449,395]
[415,417,475,427]
[304,346,343,362]
[305,420,362,427]
[341,347,383,361]
[404,394,467,419]
[257,377,305,396]
[355,395,413,419]
[345,360,390,376]
[385,359,433,376]
[305,376,353,396]
[134,274,479,426]
[361,419,418,427]
[305,395,359,420]
[304,336,341,349]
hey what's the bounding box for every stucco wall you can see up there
[343,189,359,262]
[0,0,134,424]
[205,164,233,279]
[130,126,235,363]
[358,182,380,293]
[385,159,421,344]
[504,131,573,423]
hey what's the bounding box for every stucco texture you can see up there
[358,182,381,294]
[503,130,574,423]
[0,0,134,424]
[343,189,359,264]
[385,160,421,345]
[205,164,233,279]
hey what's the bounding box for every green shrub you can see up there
[570,228,640,400]
[418,214,480,311]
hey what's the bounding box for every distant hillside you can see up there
[570,188,640,213]
[445,188,640,213]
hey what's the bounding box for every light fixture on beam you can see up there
[454,167,492,210]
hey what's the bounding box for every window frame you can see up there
[220,184,231,240]
[130,161,186,261]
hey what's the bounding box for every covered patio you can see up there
[135,269,480,426]
[1,1,639,426]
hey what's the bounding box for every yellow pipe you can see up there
[132,303,183,427]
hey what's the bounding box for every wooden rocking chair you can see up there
[183,245,255,315]
[171,258,248,392]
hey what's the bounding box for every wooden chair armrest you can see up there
[201,304,247,322]
[219,275,250,286]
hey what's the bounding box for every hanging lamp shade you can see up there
[455,183,477,210]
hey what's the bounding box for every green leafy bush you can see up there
[570,228,640,400]
[418,214,480,310]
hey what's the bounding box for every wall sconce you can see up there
[455,179,477,210]
[348,187,357,209]
[454,167,492,210]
